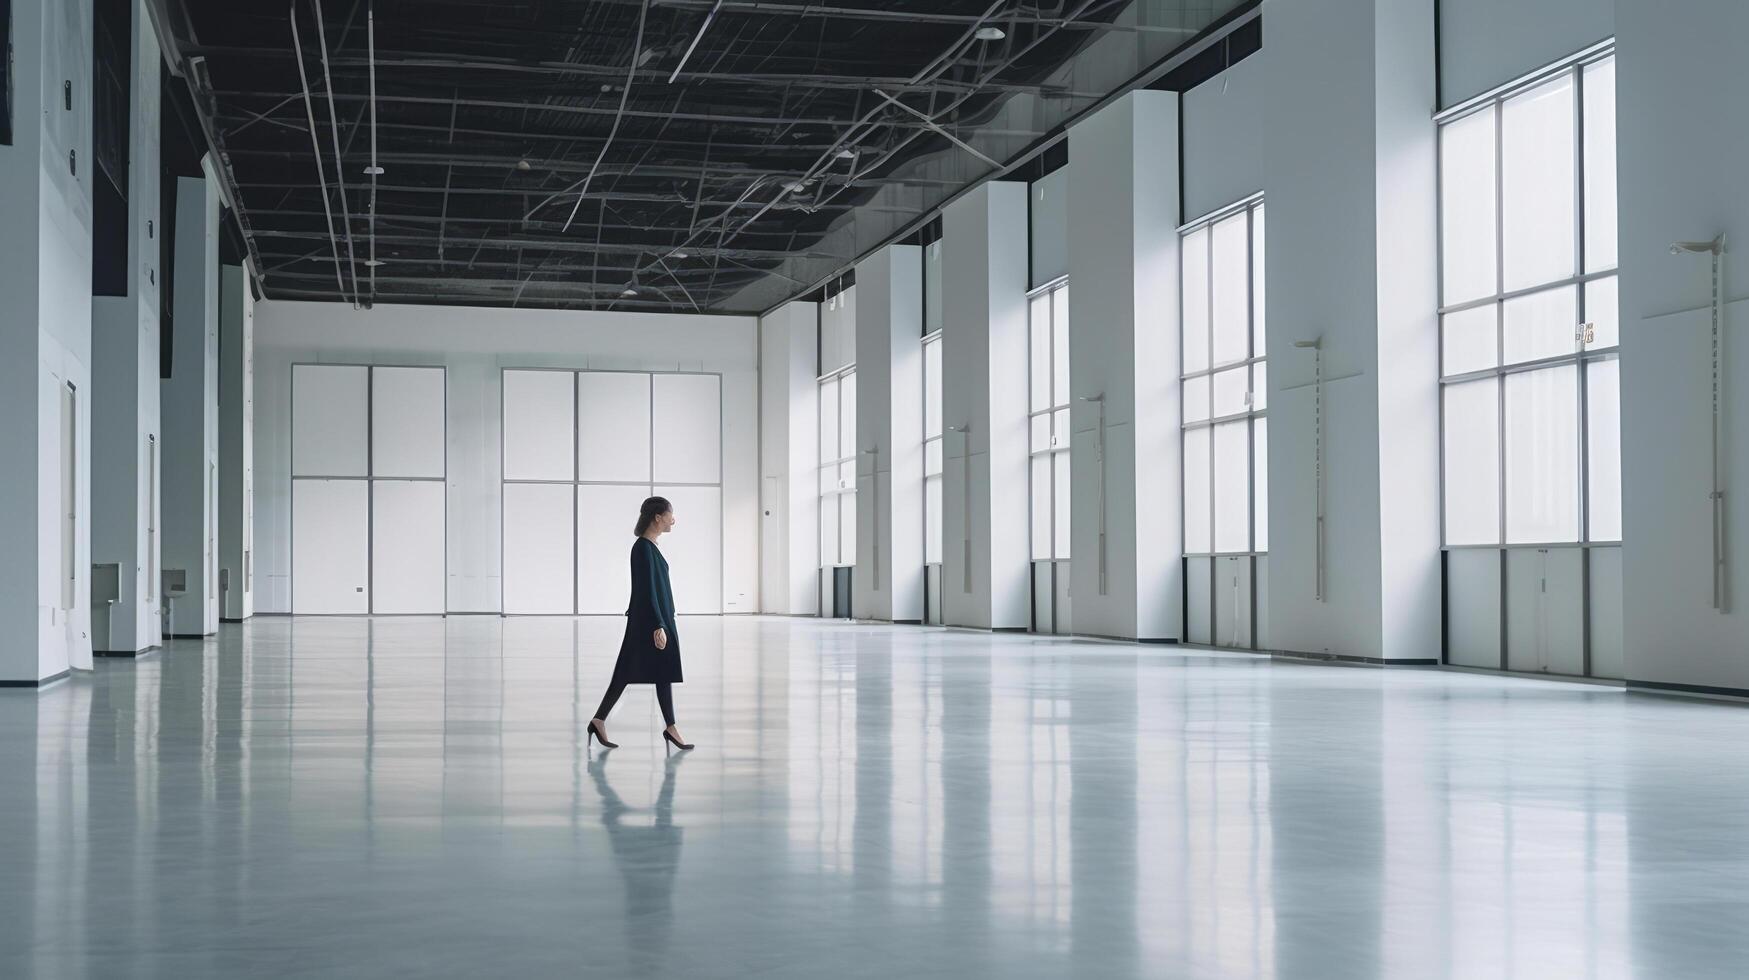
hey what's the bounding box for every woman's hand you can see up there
[653,627,668,651]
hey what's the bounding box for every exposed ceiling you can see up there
[157,0,1245,314]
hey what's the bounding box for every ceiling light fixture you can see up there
[835,148,856,160]
[672,251,690,259]
[362,165,384,175]
[783,180,807,194]
[515,160,532,171]
[363,259,386,267]
[974,26,1005,41]
[621,287,640,298]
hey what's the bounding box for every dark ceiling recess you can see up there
[160,0,1144,314]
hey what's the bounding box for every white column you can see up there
[1618,0,1749,691]
[853,244,924,622]
[219,265,255,621]
[91,0,163,655]
[161,166,221,637]
[1263,0,1441,662]
[1067,90,1183,641]
[0,0,96,683]
[941,181,1031,630]
[758,300,820,615]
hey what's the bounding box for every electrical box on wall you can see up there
[163,569,187,597]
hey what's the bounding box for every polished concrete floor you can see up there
[3,616,1747,977]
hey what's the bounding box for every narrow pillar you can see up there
[0,0,96,683]
[941,181,1031,630]
[853,243,924,622]
[1262,0,1441,661]
[1067,90,1183,641]
[161,166,220,637]
[218,264,255,621]
[757,300,820,615]
[91,0,163,656]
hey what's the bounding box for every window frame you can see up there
[922,330,944,568]
[1179,194,1268,559]
[1027,278,1071,562]
[1435,47,1620,550]
[818,365,857,568]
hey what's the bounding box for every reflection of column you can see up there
[937,645,992,955]
[852,635,893,922]
[1070,656,1139,972]
[1270,682,1382,979]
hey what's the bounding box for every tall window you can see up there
[1438,52,1618,547]
[923,333,943,565]
[1181,198,1267,556]
[819,368,857,567]
[1029,281,1070,561]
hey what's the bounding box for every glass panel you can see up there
[1443,378,1501,545]
[1213,420,1250,553]
[1030,295,1051,413]
[1031,413,1051,454]
[1031,455,1051,560]
[1053,451,1072,560]
[841,492,857,565]
[1052,286,1070,406]
[840,460,856,492]
[1587,359,1622,541]
[1505,365,1581,543]
[925,475,943,564]
[1584,275,1619,350]
[820,491,840,566]
[1440,107,1498,305]
[1503,285,1578,365]
[818,378,839,462]
[1052,407,1071,449]
[1583,57,1618,273]
[1442,304,1498,376]
[1212,366,1249,418]
[839,372,856,459]
[1183,427,1211,554]
[1502,74,1577,291]
[1183,375,1210,424]
[923,337,943,437]
[1252,204,1266,358]
[1253,418,1269,553]
[1182,227,1210,373]
[925,241,944,334]
[925,438,943,477]
[1212,213,1250,367]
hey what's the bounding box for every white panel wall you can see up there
[757,301,821,615]
[577,484,651,614]
[652,374,722,484]
[293,365,368,476]
[372,481,446,614]
[255,302,758,615]
[1029,167,1069,288]
[578,372,651,482]
[1445,550,1503,669]
[1589,548,1624,679]
[658,485,724,615]
[503,482,575,614]
[219,266,255,621]
[1439,0,1613,108]
[162,170,221,638]
[372,366,446,478]
[292,480,370,614]
[1505,548,1584,674]
[503,370,575,481]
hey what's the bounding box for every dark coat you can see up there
[612,536,683,684]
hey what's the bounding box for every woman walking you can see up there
[589,496,694,751]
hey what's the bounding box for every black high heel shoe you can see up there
[589,719,619,749]
[662,729,695,751]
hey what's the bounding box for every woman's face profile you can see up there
[656,507,677,533]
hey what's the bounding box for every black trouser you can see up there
[593,659,675,727]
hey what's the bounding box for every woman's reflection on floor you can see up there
[588,754,684,977]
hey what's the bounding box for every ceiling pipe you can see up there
[365,3,381,304]
[287,1,351,304]
[668,0,723,84]
[308,0,361,306]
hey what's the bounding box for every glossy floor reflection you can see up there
[4,617,1747,977]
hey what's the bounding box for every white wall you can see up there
[1067,90,1183,642]
[758,300,820,615]
[219,265,254,620]
[1439,0,1612,107]
[1263,0,1440,662]
[89,0,162,654]
[253,301,759,616]
[1182,49,1265,222]
[162,170,220,637]
[853,244,924,623]
[941,181,1031,630]
[0,0,97,682]
[1029,166,1069,288]
[1617,0,1749,692]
